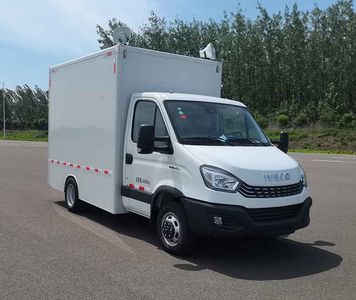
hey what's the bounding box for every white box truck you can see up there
[48,45,312,255]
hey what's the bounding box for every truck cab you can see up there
[121,92,312,254]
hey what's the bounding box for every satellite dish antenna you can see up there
[113,26,132,45]
[199,42,216,60]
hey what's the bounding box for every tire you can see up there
[157,201,194,255]
[64,177,81,213]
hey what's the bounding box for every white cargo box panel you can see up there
[48,45,222,214]
[48,48,117,213]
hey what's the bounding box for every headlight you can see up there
[299,165,308,187]
[200,165,240,192]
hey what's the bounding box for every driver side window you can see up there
[132,100,169,148]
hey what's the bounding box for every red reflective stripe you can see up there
[113,63,116,74]
[129,183,135,189]
[107,51,112,56]
[51,159,111,175]
[139,186,145,191]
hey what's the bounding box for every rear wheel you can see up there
[64,178,81,213]
[157,202,194,255]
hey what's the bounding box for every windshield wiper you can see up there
[180,136,234,146]
[227,137,270,146]
[246,138,270,146]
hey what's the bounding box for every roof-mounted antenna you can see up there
[113,26,132,45]
[199,42,216,60]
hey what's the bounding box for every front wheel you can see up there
[157,202,194,255]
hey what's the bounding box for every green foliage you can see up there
[320,110,335,128]
[295,112,309,127]
[276,114,290,128]
[24,121,32,130]
[32,119,39,130]
[254,114,269,129]
[337,113,355,130]
[0,85,48,131]
[96,1,356,124]
[11,120,22,130]
[0,130,48,142]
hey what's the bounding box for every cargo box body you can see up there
[48,45,222,213]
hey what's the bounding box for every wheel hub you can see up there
[161,212,181,247]
[162,221,175,239]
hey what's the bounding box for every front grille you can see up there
[247,203,303,222]
[239,181,303,198]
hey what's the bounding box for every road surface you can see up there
[0,140,355,299]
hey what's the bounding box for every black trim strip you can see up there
[121,186,152,204]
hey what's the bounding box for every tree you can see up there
[0,85,48,130]
[96,2,356,126]
[7,2,356,133]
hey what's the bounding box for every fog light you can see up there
[213,216,223,226]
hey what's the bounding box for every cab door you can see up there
[123,99,171,217]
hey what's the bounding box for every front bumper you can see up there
[181,197,312,237]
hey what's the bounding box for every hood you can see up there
[183,145,301,186]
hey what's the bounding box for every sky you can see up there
[0,0,337,90]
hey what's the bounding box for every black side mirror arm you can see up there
[271,131,289,153]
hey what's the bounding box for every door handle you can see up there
[125,153,133,164]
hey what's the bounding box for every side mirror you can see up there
[271,131,289,153]
[137,124,154,154]
[278,132,289,153]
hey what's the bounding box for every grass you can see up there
[266,128,356,155]
[0,130,48,142]
[288,148,356,155]
[1,128,355,155]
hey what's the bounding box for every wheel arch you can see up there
[150,185,184,225]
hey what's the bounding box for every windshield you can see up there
[164,100,271,146]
